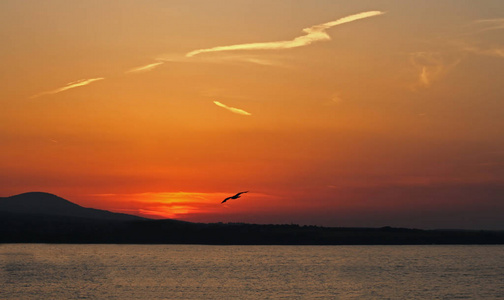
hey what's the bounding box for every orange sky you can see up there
[1,1,504,229]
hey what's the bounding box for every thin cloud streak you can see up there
[126,62,164,73]
[186,11,385,57]
[158,53,289,68]
[30,77,104,99]
[409,52,460,89]
[213,101,252,116]
[470,18,504,34]
[90,191,275,219]
[464,45,504,58]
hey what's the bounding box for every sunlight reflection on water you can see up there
[1,244,503,299]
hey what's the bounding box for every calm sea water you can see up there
[1,244,503,299]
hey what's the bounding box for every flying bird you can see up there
[221,191,249,204]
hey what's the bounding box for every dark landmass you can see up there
[1,192,503,245]
[0,192,146,221]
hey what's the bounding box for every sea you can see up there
[1,244,503,299]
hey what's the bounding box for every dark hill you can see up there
[0,192,146,221]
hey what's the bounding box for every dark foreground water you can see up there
[1,244,503,299]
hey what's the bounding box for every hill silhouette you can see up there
[0,192,146,221]
[1,192,503,245]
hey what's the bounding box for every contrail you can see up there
[213,101,251,116]
[186,11,385,57]
[126,62,164,73]
[30,77,104,99]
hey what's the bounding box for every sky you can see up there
[1,0,504,229]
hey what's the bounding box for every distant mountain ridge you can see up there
[0,192,147,221]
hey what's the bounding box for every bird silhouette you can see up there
[221,191,249,204]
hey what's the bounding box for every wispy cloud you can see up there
[91,192,218,219]
[409,52,460,88]
[186,11,385,57]
[29,11,385,100]
[455,18,504,59]
[126,61,164,73]
[330,92,343,104]
[30,77,104,99]
[241,57,281,66]
[216,55,289,67]
[463,45,504,58]
[469,18,504,34]
[90,191,274,219]
[407,16,504,89]
[157,52,292,68]
[213,101,252,116]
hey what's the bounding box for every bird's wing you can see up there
[221,197,231,204]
